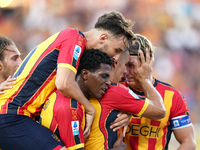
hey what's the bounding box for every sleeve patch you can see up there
[71,120,79,135]
[171,115,191,130]
[73,45,82,60]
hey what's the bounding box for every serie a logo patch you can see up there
[71,120,79,135]
[73,45,82,60]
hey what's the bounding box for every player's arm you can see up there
[108,134,127,150]
[0,76,16,95]
[55,67,95,136]
[173,125,196,150]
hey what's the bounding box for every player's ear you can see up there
[99,33,108,44]
[0,60,3,72]
[81,69,89,81]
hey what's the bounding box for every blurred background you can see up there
[0,0,199,149]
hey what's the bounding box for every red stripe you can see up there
[131,118,141,124]
[18,47,59,113]
[148,138,156,150]
[1,73,30,114]
[1,46,57,115]
[130,136,139,150]
[53,145,63,150]
[150,120,160,126]
[19,70,57,116]
[103,117,109,149]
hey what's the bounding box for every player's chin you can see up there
[96,92,104,100]
[127,80,137,86]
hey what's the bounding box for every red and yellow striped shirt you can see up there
[0,28,86,118]
[122,78,190,150]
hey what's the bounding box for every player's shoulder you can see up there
[60,28,85,38]
[109,83,129,92]
[155,78,175,90]
[154,78,184,97]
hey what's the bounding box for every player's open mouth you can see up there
[126,77,134,81]
[101,87,108,94]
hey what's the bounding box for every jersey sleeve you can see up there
[57,29,86,74]
[55,96,85,149]
[102,84,149,116]
[170,90,190,119]
[170,90,192,130]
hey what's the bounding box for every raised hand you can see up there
[133,48,154,82]
[0,76,16,95]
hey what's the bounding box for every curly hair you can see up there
[77,49,113,75]
[127,34,155,58]
[94,11,136,42]
[0,36,16,61]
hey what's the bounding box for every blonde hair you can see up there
[127,34,155,58]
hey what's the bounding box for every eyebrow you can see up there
[4,49,17,53]
[6,49,21,55]
[130,53,138,56]
[117,48,123,52]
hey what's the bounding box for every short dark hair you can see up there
[94,11,136,41]
[77,49,113,75]
[0,36,16,61]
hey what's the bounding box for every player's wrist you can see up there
[84,102,95,115]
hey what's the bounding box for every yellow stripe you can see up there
[81,105,85,131]
[0,32,60,114]
[40,92,57,129]
[138,118,151,150]
[67,143,84,150]
[57,63,77,74]
[137,98,149,116]
[85,98,105,150]
[155,90,174,149]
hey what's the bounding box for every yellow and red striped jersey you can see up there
[122,78,191,150]
[85,83,149,150]
[0,28,86,118]
[39,90,85,149]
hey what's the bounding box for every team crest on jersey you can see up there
[128,89,139,99]
[71,120,79,135]
[73,45,82,60]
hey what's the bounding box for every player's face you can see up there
[87,63,110,99]
[111,51,129,83]
[99,35,128,63]
[123,55,142,89]
[1,45,22,80]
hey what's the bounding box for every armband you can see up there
[171,115,191,130]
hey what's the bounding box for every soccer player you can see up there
[122,34,196,150]
[0,11,134,150]
[0,36,21,94]
[84,47,166,150]
[110,49,129,83]
[40,49,127,150]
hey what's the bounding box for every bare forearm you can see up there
[140,79,164,109]
[140,78,166,119]
[57,79,92,110]
[55,68,94,111]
